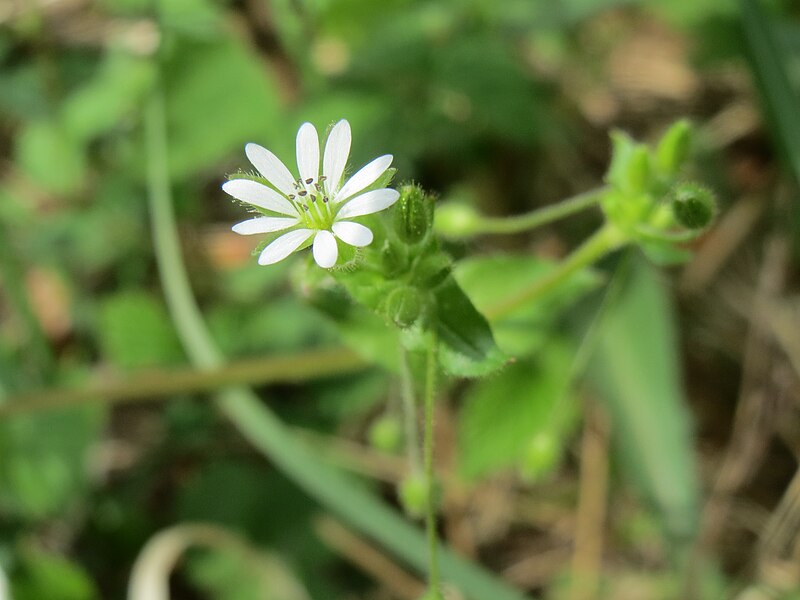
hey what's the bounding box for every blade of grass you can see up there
[144,83,531,600]
[740,0,800,187]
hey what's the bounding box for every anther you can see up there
[323,196,329,203]
[298,190,307,196]
[310,195,317,202]
[319,176,327,181]
[288,194,296,200]
[305,178,314,184]
[302,204,309,211]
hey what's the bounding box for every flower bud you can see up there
[519,431,559,483]
[394,184,434,244]
[368,415,402,452]
[383,285,423,328]
[656,119,692,176]
[671,182,716,230]
[398,473,440,519]
[433,202,481,238]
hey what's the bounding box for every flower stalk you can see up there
[423,329,442,599]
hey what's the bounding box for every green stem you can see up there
[0,348,365,418]
[476,187,606,235]
[486,223,628,320]
[144,83,530,600]
[424,330,441,597]
[400,347,422,475]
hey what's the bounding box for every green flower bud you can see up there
[671,182,717,230]
[656,119,692,176]
[368,415,403,452]
[394,184,434,244]
[607,131,652,195]
[627,146,652,195]
[383,285,423,328]
[519,432,559,483]
[433,202,481,238]
[398,473,440,519]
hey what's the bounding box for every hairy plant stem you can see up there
[424,329,441,597]
[144,80,530,600]
[486,223,629,320]
[475,187,606,235]
[399,347,422,475]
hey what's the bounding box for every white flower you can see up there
[223,120,399,268]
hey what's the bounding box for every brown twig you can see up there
[0,347,366,418]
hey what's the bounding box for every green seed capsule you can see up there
[368,415,403,452]
[383,285,423,328]
[671,182,717,230]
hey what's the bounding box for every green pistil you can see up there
[291,177,334,230]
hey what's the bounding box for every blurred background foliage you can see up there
[1,0,800,598]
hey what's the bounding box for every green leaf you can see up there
[163,36,282,179]
[61,52,156,143]
[454,255,600,356]
[98,291,184,369]
[434,276,505,377]
[12,548,99,600]
[15,120,87,195]
[739,0,800,187]
[589,258,699,544]
[459,341,578,481]
[0,407,104,520]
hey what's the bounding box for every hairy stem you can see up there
[400,347,422,475]
[486,223,628,320]
[476,187,606,235]
[424,330,441,597]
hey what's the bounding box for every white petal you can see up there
[244,143,297,195]
[323,120,351,195]
[257,229,314,265]
[222,180,298,217]
[312,230,338,268]
[232,217,298,235]
[295,122,320,184]
[332,221,373,247]
[335,154,393,203]
[336,189,400,219]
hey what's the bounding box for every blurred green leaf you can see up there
[458,341,577,481]
[740,0,800,187]
[98,291,184,369]
[454,255,600,356]
[0,408,103,520]
[163,36,282,179]
[61,52,156,143]
[590,258,698,544]
[12,548,99,600]
[15,120,87,194]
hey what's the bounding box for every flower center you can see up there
[287,176,334,230]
